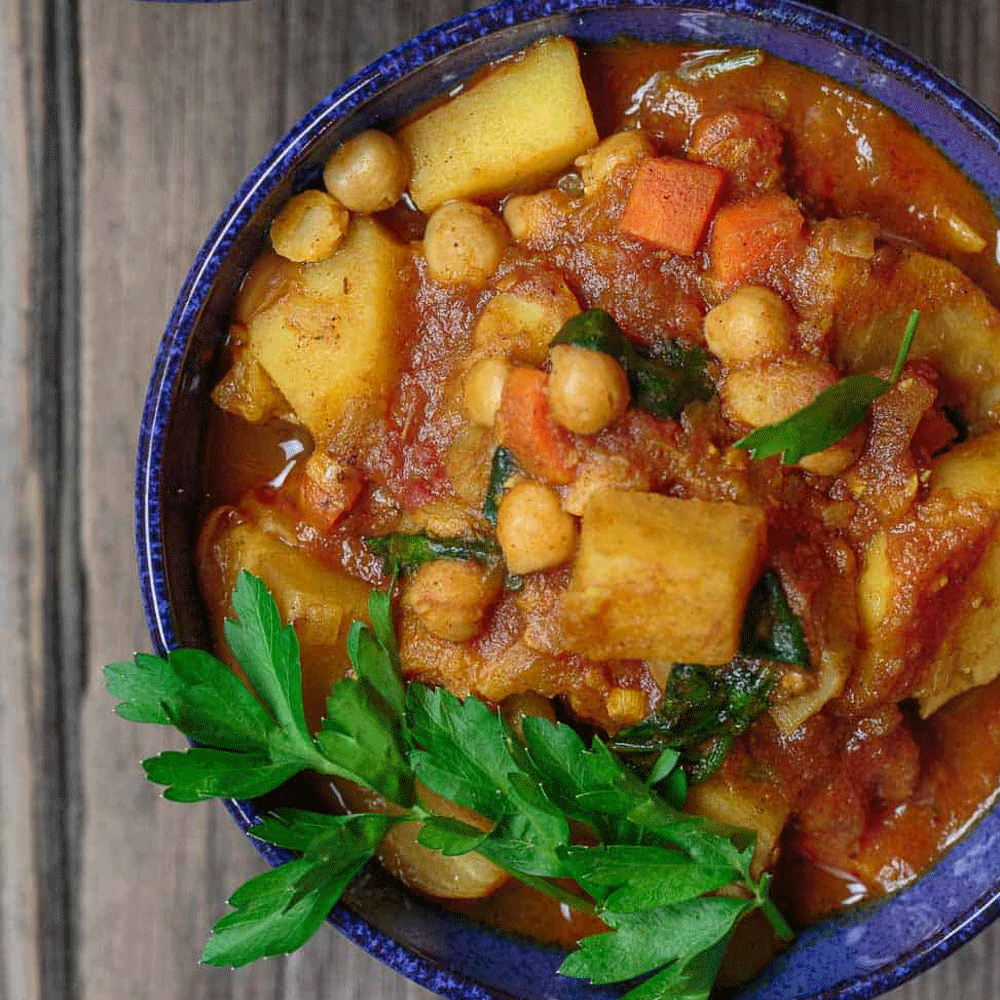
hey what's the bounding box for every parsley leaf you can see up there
[105,648,275,749]
[406,684,568,876]
[551,310,713,420]
[558,897,751,985]
[316,677,413,806]
[225,570,312,745]
[559,844,737,912]
[736,309,920,464]
[143,748,301,803]
[201,813,394,968]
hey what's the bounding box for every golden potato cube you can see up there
[246,218,409,447]
[561,490,767,665]
[914,432,1000,715]
[834,248,1000,421]
[398,37,598,212]
[198,517,371,730]
[472,269,580,365]
[685,752,791,879]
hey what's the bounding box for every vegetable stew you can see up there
[122,34,1000,997]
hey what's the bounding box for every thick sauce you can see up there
[199,39,1000,971]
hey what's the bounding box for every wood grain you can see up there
[0,1,997,999]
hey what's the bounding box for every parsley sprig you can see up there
[735,309,921,465]
[106,569,791,995]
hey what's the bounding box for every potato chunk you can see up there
[686,748,791,878]
[914,433,1000,714]
[197,514,371,730]
[833,248,1000,421]
[562,490,766,664]
[851,433,1000,715]
[398,37,598,211]
[246,218,409,447]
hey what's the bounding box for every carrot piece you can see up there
[618,156,726,255]
[709,192,804,286]
[496,368,578,485]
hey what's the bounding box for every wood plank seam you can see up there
[23,0,85,998]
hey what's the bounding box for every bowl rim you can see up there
[135,2,1000,999]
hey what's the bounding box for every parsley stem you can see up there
[481,855,599,917]
[890,309,921,383]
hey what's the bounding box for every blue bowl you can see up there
[136,2,1000,998]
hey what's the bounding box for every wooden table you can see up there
[3,1,999,998]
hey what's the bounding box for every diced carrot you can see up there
[709,192,805,286]
[618,157,726,255]
[496,368,578,485]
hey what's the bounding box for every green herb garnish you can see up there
[610,660,778,783]
[741,571,810,668]
[364,531,500,571]
[106,570,791,993]
[551,309,714,420]
[482,445,517,525]
[735,310,920,465]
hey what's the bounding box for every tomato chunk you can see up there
[496,368,578,485]
[709,192,804,286]
[689,110,785,194]
[618,156,725,255]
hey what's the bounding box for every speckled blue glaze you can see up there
[136,2,1000,998]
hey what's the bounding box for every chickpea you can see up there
[322,129,410,214]
[722,357,859,476]
[501,189,570,244]
[704,286,795,365]
[463,356,511,427]
[404,559,502,642]
[548,344,630,435]
[269,189,349,263]
[722,357,838,427]
[575,129,654,195]
[798,426,864,476]
[424,201,510,286]
[501,692,557,742]
[496,481,576,574]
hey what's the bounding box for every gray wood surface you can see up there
[1,1,998,999]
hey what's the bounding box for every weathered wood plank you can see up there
[0,3,46,999]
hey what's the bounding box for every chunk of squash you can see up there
[833,248,1000,421]
[562,489,766,664]
[245,217,410,448]
[197,513,371,730]
[398,37,598,212]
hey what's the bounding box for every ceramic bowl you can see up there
[136,2,1000,997]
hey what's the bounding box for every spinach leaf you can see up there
[483,446,517,526]
[609,660,777,782]
[551,310,713,420]
[741,571,810,668]
[365,531,501,571]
